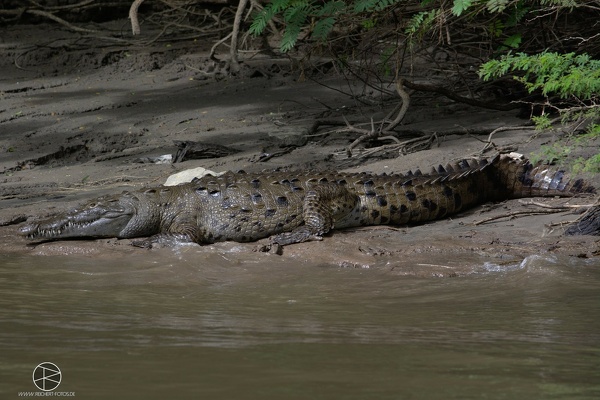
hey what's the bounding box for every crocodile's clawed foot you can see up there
[271,228,323,246]
[131,238,154,249]
[254,241,283,255]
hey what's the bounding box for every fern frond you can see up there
[405,9,438,37]
[353,0,379,13]
[249,0,293,36]
[451,0,475,16]
[312,16,337,40]
[316,0,346,16]
[485,0,509,13]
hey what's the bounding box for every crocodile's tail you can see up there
[493,153,595,198]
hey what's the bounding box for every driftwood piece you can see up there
[565,202,600,236]
[173,140,239,162]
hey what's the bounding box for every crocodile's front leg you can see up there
[132,209,201,248]
[271,184,359,246]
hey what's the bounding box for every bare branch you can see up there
[129,0,145,35]
[385,79,410,131]
[26,9,98,33]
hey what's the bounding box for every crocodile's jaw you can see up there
[20,194,142,240]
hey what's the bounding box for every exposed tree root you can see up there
[340,78,411,157]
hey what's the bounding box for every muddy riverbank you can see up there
[1,22,598,275]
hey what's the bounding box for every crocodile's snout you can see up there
[20,195,139,241]
[18,223,39,237]
[19,219,92,239]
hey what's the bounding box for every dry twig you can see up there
[474,209,568,225]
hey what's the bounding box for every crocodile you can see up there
[19,153,595,247]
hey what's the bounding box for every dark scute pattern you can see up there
[442,185,453,197]
[276,196,288,206]
[251,193,263,203]
[422,199,437,211]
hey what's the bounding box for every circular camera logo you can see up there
[32,362,62,391]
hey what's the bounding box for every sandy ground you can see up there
[1,22,598,275]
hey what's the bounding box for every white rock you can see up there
[164,167,226,186]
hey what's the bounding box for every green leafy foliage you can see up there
[531,125,600,172]
[531,115,552,131]
[479,51,600,100]
[572,126,600,172]
[353,0,399,12]
[451,0,474,16]
[530,142,571,165]
[573,153,600,174]
[251,0,357,52]
[249,0,288,36]
[540,0,578,6]
[250,0,538,53]
[501,34,521,49]
[405,9,438,38]
[486,0,509,13]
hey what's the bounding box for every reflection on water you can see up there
[1,249,599,399]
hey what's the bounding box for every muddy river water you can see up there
[1,248,599,399]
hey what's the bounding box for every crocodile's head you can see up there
[19,191,159,241]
